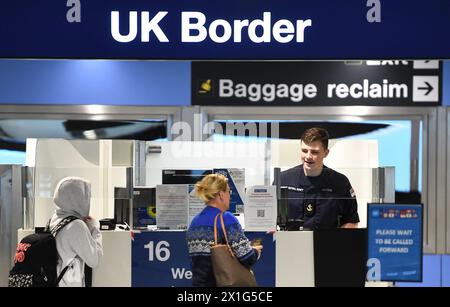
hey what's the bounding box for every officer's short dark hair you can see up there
[301,127,329,149]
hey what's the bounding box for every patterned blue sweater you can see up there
[186,206,258,287]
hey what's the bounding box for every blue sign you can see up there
[132,231,275,286]
[1,1,450,59]
[213,169,245,213]
[367,204,423,282]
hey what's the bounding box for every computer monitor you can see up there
[162,169,212,184]
[114,187,156,229]
[133,187,156,229]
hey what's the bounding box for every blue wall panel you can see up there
[442,255,450,287]
[396,255,442,287]
[444,61,450,106]
[0,60,190,106]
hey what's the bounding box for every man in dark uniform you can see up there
[280,127,360,230]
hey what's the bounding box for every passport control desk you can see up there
[17,228,365,287]
[17,229,131,287]
[275,229,368,287]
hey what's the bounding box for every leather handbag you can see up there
[210,212,258,287]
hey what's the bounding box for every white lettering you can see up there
[182,12,207,42]
[392,239,413,245]
[248,84,262,102]
[304,84,317,98]
[219,79,234,97]
[335,84,348,98]
[350,83,363,98]
[141,11,169,42]
[379,247,409,253]
[248,12,271,43]
[289,84,304,102]
[272,19,295,43]
[328,79,408,99]
[144,240,171,261]
[177,291,211,304]
[209,19,232,43]
[218,79,317,103]
[376,229,396,235]
[276,84,289,98]
[397,230,413,235]
[235,83,246,97]
[111,11,138,43]
[233,20,249,42]
[296,19,312,42]
[171,267,192,279]
[262,84,276,102]
[181,11,312,44]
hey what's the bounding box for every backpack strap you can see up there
[45,219,51,232]
[54,258,75,286]
[49,216,79,286]
[50,216,79,237]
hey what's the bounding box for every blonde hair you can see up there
[195,173,228,203]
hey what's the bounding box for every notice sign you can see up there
[367,204,423,282]
[244,186,277,232]
[156,185,189,230]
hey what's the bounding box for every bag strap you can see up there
[213,213,220,245]
[213,212,236,259]
[49,216,79,286]
[50,216,79,237]
[55,261,72,286]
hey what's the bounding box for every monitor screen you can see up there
[114,187,156,229]
[162,169,212,184]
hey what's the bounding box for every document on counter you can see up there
[244,185,277,232]
[156,184,189,230]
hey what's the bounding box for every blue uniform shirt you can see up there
[280,164,360,230]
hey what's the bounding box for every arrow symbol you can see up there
[417,82,433,96]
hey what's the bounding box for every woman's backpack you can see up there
[8,216,78,287]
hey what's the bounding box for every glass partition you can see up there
[26,166,131,229]
[142,141,270,231]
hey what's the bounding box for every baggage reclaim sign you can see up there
[192,61,441,106]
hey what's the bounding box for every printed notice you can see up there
[244,185,277,232]
[156,184,189,230]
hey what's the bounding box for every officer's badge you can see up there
[303,202,315,217]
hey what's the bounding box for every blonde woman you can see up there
[186,174,262,287]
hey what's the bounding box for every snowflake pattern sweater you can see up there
[186,206,258,286]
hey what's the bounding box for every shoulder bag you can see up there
[210,212,258,287]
